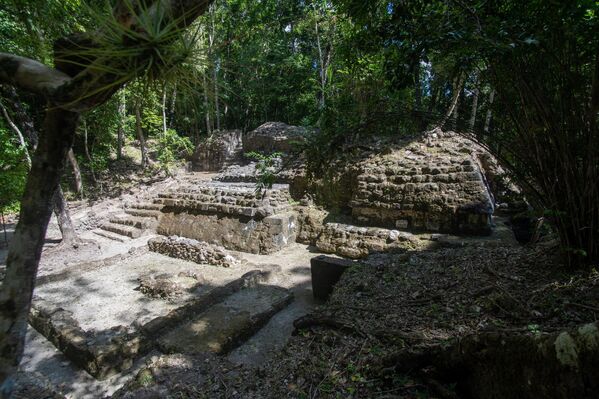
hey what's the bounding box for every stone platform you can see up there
[155,182,296,254]
[29,250,292,379]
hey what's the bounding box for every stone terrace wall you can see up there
[191,130,242,171]
[293,130,497,235]
[350,132,494,234]
[156,183,296,254]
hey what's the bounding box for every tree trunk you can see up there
[202,72,212,135]
[0,86,38,149]
[82,119,97,185]
[213,64,220,131]
[484,89,495,135]
[0,100,31,168]
[168,85,177,128]
[210,8,221,132]
[0,108,79,397]
[53,185,77,244]
[162,86,168,136]
[116,93,126,160]
[437,74,465,130]
[451,76,462,130]
[67,149,83,197]
[414,57,422,112]
[135,102,147,168]
[469,73,480,133]
[315,19,326,110]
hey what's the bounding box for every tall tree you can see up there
[0,1,214,394]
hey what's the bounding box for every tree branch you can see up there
[0,53,72,98]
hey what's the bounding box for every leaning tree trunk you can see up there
[67,148,83,197]
[53,185,78,245]
[0,108,79,396]
[483,89,495,136]
[436,73,465,130]
[0,100,31,168]
[0,2,214,394]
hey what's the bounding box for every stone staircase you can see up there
[93,202,163,241]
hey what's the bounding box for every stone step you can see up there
[158,284,293,355]
[314,222,421,259]
[109,215,157,230]
[124,208,162,219]
[99,222,143,238]
[91,228,131,243]
[125,202,163,211]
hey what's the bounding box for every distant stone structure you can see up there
[242,121,307,154]
[190,130,242,172]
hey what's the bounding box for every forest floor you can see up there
[3,168,599,398]
[114,232,599,398]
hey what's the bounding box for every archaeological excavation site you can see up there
[1,2,598,398]
[2,120,595,399]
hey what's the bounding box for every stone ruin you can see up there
[242,121,307,154]
[349,131,495,234]
[30,123,518,386]
[148,236,238,267]
[292,130,500,239]
[94,123,507,259]
[155,182,297,254]
[190,130,242,172]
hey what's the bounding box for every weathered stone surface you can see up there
[215,156,306,185]
[156,183,296,254]
[29,270,268,380]
[155,182,293,218]
[148,236,237,267]
[243,122,308,154]
[158,285,293,354]
[137,271,205,299]
[191,130,242,171]
[157,211,297,255]
[295,206,423,259]
[315,222,421,259]
[28,298,148,380]
[13,371,65,399]
[292,130,500,235]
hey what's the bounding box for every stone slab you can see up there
[310,256,355,301]
[158,285,293,354]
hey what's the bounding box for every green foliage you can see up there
[0,123,27,213]
[245,151,283,193]
[156,129,193,174]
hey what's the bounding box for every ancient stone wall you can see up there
[243,122,307,154]
[191,130,242,171]
[156,183,296,254]
[148,236,238,267]
[292,131,498,235]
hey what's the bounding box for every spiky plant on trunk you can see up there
[0,1,213,395]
